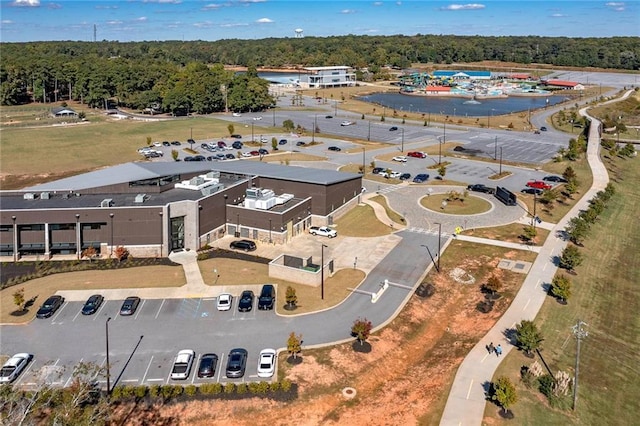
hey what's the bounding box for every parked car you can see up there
[232,141,243,149]
[310,226,337,238]
[260,137,268,143]
[232,112,242,117]
[389,126,398,131]
[542,175,568,183]
[540,126,547,131]
[467,184,495,194]
[119,296,141,316]
[162,141,171,147]
[521,188,543,195]
[296,141,306,146]
[253,116,262,121]
[407,151,427,159]
[171,141,181,146]
[388,171,402,179]
[413,173,429,183]
[225,348,248,378]
[36,295,65,319]
[325,115,333,119]
[81,294,104,315]
[258,148,269,155]
[328,146,341,151]
[257,348,277,378]
[230,239,256,252]
[197,353,219,378]
[0,353,33,384]
[526,180,552,190]
[238,290,254,312]
[372,167,384,174]
[217,141,227,148]
[193,155,206,161]
[170,349,195,380]
[187,138,195,145]
[340,120,354,126]
[217,293,232,311]
[392,156,408,162]
[399,173,412,180]
[278,139,288,145]
[225,153,235,160]
[184,156,195,161]
[258,285,275,310]
[241,152,252,158]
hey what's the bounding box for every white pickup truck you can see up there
[309,226,337,238]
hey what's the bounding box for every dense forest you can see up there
[1,35,638,110]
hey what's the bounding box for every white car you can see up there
[253,116,263,121]
[392,156,408,162]
[170,349,195,380]
[340,120,354,126]
[217,293,232,311]
[241,152,252,158]
[153,141,162,147]
[260,137,268,143]
[389,171,402,179]
[257,348,276,378]
[0,353,33,384]
[232,112,242,117]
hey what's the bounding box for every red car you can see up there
[526,180,552,190]
[249,150,260,156]
[407,151,427,159]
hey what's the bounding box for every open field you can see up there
[421,193,492,215]
[461,222,550,246]
[484,154,640,424]
[0,265,185,323]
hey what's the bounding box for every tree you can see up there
[82,246,98,262]
[13,288,25,311]
[540,188,559,205]
[484,275,502,295]
[562,166,577,182]
[227,123,234,136]
[114,246,129,262]
[550,274,572,302]
[515,319,544,355]
[521,225,537,244]
[171,149,179,161]
[438,164,447,178]
[285,286,297,307]
[351,317,372,346]
[282,119,294,132]
[559,245,583,272]
[271,137,278,151]
[564,179,578,198]
[491,376,518,414]
[287,332,302,359]
[565,217,589,245]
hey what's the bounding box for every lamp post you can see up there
[499,146,503,175]
[401,128,405,153]
[487,109,491,128]
[268,218,272,244]
[75,214,81,260]
[312,115,317,143]
[367,120,371,141]
[334,100,337,116]
[251,122,254,142]
[158,211,163,257]
[437,136,444,165]
[109,213,114,258]
[435,222,442,273]
[236,214,240,237]
[12,215,17,263]
[494,136,498,161]
[272,109,276,127]
[362,147,366,175]
[105,317,111,395]
[321,243,328,300]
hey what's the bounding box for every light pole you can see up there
[321,243,328,300]
[367,120,371,141]
[75,213,81,260]
[251,122,254,142]
[362,147,366,175]
[437,136,444,165]
[499,146,503,175]
[334,100,337,116]
[12,215,17,262]
[494,136,498,160]
[109,213,114,257]
[312,115,317,143]
[435,222,442,273]
[401,128,405,153]
[158,211,163,257]
[105,317,111,395]
[268,218,272,244]
[272,109,275,127]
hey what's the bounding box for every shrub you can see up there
[255,381,270,394]
[236,383,248,394]
[197,252,209,261]
[110,385,124,400]
[149,384,161,398]
[538,374,555,398]
[134,385,147,399]
[224,382,235,394]
[184,385,197,397]
[269,381,280,392]
[172,385,183,398]
[281,379,292,392]
[161,385,174,400]
[211,382,223,394]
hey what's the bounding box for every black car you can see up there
[225,153,235,159]
[325,115,333,119]
[521,188,543,195]
[328,146,341,151]
[238,290,254,312]
[389,126,398,131]
[278,139,288,145]
[225,348,248,378]
[162,141,171,147]
[296,141,306,146]
[119,296,141,316]
[542,175,568,183]
[413,173,429,183]
[467,184,495,194]
[197,353,219,378]
[372,167,384,174]
[399,173,411,181]
[184,156,195,161]
[232,141,243,149]
[81,294,104,315]
[540,126,547,131]
[230,239,256,252]
[231,134,242,139]
[258,148,269,155]
[171,141,181,146]
[187,138,196,145]
[193,155,206,161]
[258,285,275,310]
[36,295,65,319]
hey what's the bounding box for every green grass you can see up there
[368,195,405,224]
[461,223,550,246]
[420,193,492,215]
[484,155,640,425]
[333,203,394,237]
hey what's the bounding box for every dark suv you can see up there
[230,239,256,252]
[467,184,495,194]
[258,285,275,310]
[225,348,248,378]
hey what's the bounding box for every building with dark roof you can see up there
[0,161,362,260]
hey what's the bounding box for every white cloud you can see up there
[341,9,356,14]
[96,5,119,10]
[48,3,62,9]
[142,0,182,4]
[373,2,383,5]
[202,4,222,10]
[239,0,267,3]
[11,0,40,7]
[551,13,566,18]
[605,2,625,11]
[2,19,14,24]
[135,17,148,22]
[107,20,123,25]
[256,17,274,23]
[440,3,485,11]
[221,22,249,27]
[194,21,214,28]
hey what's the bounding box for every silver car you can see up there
[0,353,33,384]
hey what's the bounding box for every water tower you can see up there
[294,28,303,38]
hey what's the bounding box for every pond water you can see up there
[356,92,570,117]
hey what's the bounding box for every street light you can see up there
[435,222,442,273]
[251,122,254,142]
[362,147,366,175]
[105,317,111,395]
[499,146,503,175]
[321,243,328,300]
[268,218,272,244]
[401,128,405,153]
[367,120,371,141]
[158,211,163,257]
[437,136,444,165]
[75,214,81,260]
[12,215,17,263]
[494,136,498,161]
[109,213,114,258]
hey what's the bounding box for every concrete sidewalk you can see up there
[439,93,616,425]
[455,235,542,253]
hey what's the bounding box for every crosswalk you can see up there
[405,226,451,237]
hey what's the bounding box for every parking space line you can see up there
[155,299,166,320]
[216,353,225,382]
[93,301,108,320]
[14,357,36,385]
[64,358,84,387]
[51,303,68,323]
[141,355,154,384]
[72,308,83,322]
[121,379,139,383]
[191,353,201,384]
[134,300,146,320]
[146,378,164,382]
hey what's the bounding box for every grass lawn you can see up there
[484,155,640,424]
[0,266,185,323]
[333,203,394,237]
[368,194,405,225]
[461,223,550,246]
[421,193,492,215]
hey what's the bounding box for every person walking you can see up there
[495,344,502,357]
[487,342,495,354]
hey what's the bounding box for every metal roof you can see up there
[24,160,360,192]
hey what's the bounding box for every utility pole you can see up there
[572,320,588,411]
[494,136,498,160]
[499,147,503,175]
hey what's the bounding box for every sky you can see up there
[1,0,638,43]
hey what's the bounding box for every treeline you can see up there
[1,35,638,108]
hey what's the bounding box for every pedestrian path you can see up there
[455,235,542,253]
[439,92,616,425]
